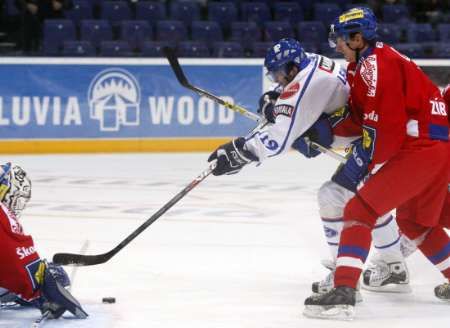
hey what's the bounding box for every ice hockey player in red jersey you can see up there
[303,7,450,320]
[444,84,450,113]
[0,163,88,319]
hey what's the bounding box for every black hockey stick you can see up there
[52,163,216,266]
[163,46,264,123]
[163,47,346,164]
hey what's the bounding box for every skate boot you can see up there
[311,259,335,294]
[303,286,356,320]
[312,259,362,302]
[362,260,411,293]
[434,282,450,301]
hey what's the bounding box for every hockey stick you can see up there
[68,240,90,291]
[31,310,50,328]
[163,47,346,164]
[52,163,216,266]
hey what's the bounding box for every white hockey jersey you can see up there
[244,54,350,161]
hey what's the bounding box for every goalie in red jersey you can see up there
[303,7,450,320]
[0,163,87,319]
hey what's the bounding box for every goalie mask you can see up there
[0,163,31,217]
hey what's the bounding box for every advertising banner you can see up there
[0,57,448,153]
[0,59,261,141]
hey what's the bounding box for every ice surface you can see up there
[1,152,449,328]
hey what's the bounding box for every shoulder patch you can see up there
[280,82,300,100]
[318,56,335,73]
[360,55,377,97]
[273,104,294,118]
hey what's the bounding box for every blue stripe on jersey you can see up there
[428,242,450,265]
[269,56,320,157]
[429,124,449,141]
[338,245,369,261]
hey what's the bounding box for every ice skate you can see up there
[362,260,411,293]
[311,259,363,302]
[434,282,450,301]
[303,286,356,320]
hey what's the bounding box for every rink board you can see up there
[0,58,263,153]
[0,138,231,153]
[0,57,448,154]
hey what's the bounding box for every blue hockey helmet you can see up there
[264,38,310,82]
[329,7,377,48]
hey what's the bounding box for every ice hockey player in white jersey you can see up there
[209,38,348,165]
[207,38,409,296]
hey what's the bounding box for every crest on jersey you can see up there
[280,82,300,100]
[362,126,376,159]
[360,55,378,97]
[88,68,141,132]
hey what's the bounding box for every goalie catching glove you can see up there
[208,137,258,176]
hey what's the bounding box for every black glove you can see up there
[257,91,280,123]
[208,137,258,176]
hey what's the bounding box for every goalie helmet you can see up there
[329,7,378,48]
[0,163,32,217]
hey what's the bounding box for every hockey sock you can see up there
[335,223,372,288]
[318,181,354,261]
[335,194,378,288]
[417,227,450,280]
[321,217,343,260]
[372,213,403,262]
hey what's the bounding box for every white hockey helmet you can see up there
[0,163,31,217]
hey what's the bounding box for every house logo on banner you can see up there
[88,68,141,132]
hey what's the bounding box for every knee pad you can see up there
[344,194,379,228]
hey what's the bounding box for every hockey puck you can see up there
[102,297,116,304]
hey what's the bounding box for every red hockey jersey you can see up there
[346,43,448,168]
[444,84,450,110]
[332,62,362,138]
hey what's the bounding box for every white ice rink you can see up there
[1,152,449,328]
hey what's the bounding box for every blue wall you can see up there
[0,59,262,140]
